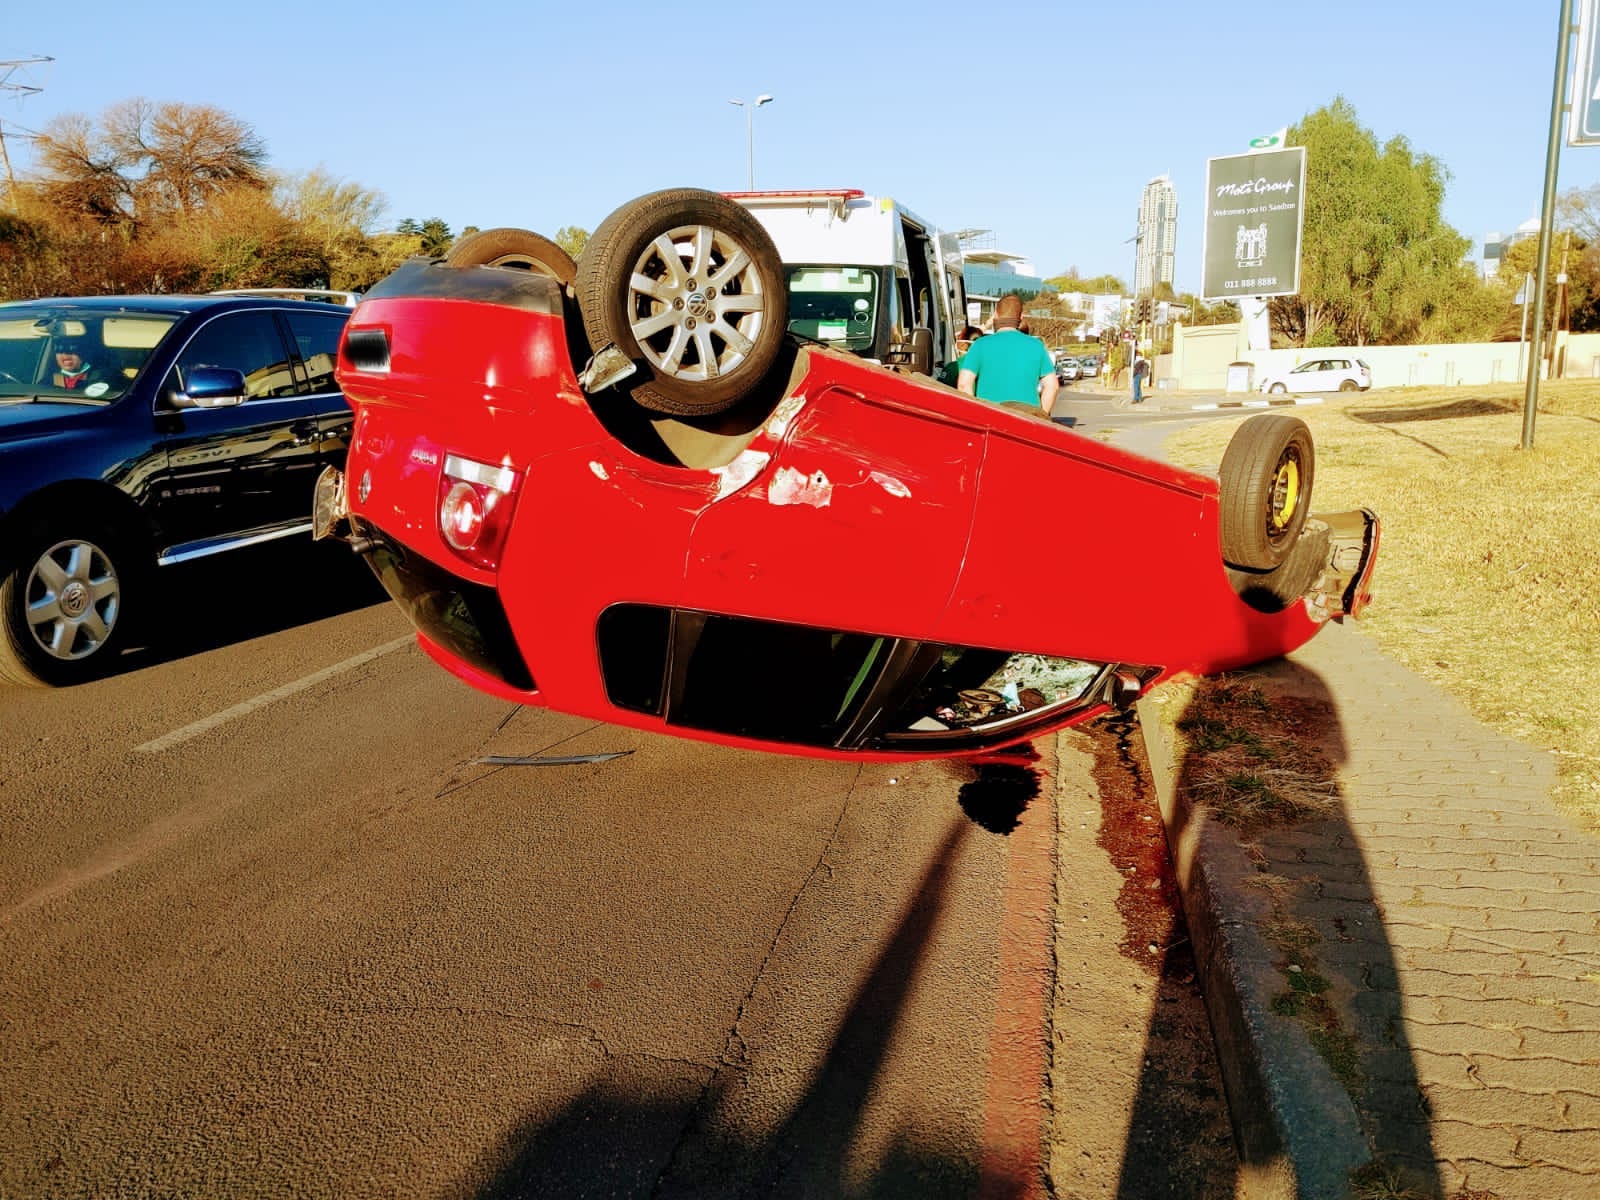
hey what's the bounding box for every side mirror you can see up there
[169,366,247,409]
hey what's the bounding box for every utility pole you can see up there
[1548,231,1572,379]
[0,120,17,214]
[1517,271,1533,382]
[1523,0,1574,450]
[0,56,53,216]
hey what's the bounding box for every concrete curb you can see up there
[1095,394,1325,415]
[1136,695,1370,1200]
[1186,396,1325,411]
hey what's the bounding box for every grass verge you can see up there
[1163,379,1600,828]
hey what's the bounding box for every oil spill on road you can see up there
[943,746,1043,835]
[1075,712,1240,1197]
[1086,713,1195,982]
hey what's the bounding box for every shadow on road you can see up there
[121,537,389,671]
[477,820,992,1199]
[1140,665,1443,1198]
[950,744,1044,835]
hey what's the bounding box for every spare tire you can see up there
[444,228,577,289]
[576,188,787,417]
[1218,413,1315,570]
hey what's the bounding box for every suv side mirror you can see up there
[168,366,247,409]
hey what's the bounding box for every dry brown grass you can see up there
[1164,676,1344,833]
[1163,380,1600,827]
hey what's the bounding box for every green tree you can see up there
[418,218,452,256]
[1044,271,1126,295]
[1496,233,1600,335]
[277,168,389,290]
[554,225,589,258]
[1176,293,1240,326]
[1270,97,1474,346]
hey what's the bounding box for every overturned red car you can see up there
[316,188,1378,761]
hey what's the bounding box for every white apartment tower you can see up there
[1135,175,1178,295]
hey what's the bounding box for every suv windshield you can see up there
[784,265,879,353]
[0,306,178,403]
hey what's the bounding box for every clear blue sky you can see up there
[2,0,1592,294]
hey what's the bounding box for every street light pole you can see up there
[729,94,773,189]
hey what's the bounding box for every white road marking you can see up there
[136,635,414,754]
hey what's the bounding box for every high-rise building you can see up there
[1135,175,1178,296]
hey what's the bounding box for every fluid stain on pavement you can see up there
[955,763,1040,834]
[1086,712,1195,981]
[1062,713,1239,1197]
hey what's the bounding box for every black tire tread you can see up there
[445,228,577,288]
[0,517,136,688]
[1218,413,1315,570]
[575,188,786,417]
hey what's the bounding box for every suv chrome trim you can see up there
[156,521,312,566]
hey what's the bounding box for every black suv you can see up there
[0,293,354,685]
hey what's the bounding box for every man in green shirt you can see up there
[956,294,1059,415]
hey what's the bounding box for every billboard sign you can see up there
[1571,0,1600,145]
[1200,147,1306,300]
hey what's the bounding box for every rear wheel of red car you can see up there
[1219,413,1315,570]
[576,188,787,417]
[444,228,577,289]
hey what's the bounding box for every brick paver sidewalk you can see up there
[1141,621,1600,1199]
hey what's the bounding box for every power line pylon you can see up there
[0,56,54,215]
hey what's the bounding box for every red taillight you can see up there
[437,453,522,570]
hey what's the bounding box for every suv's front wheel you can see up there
[0,519,138,686]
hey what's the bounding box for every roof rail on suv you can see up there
[210,287,362,307]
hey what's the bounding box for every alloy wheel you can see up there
[24,538,121,660]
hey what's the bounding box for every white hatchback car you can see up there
[1258,357,1371,394]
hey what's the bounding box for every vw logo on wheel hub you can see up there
[59,580,89,618]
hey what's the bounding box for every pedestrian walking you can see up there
[956,294,1059,415]
[1131,353,1149,404]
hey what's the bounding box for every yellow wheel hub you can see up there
[1268,458,1301,531]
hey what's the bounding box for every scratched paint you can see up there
[869,470,912,499]
[764,392,806,438]
[767,466,832,508]
[711,449,770,500]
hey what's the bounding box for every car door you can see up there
[279,308,353,469]
[155,309,325,555]
[683,383,981,638]
[1304,359,1337,391]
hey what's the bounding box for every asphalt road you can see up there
[0,398,1240,1198]
[1,544,1036,1198]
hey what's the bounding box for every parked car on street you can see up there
[316,188,1380,762]
[1078,354,1101,378]
[1257,357,1371,394]
[0,293,354,685]
[1054,355,1080,383]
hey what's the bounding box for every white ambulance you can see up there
[725,189,968,379]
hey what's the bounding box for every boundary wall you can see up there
[1170,323,1600,391]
